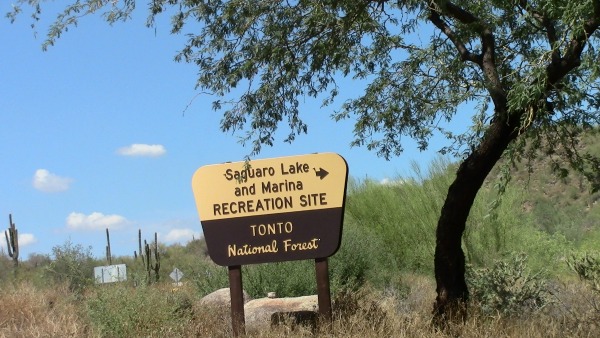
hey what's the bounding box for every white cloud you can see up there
[32,169,73,192]
[163,228,200,243]
[0,232,36,249]
[379,178,409,186]
[66,212,128,230]
[117,144,166,157]
[379,178,392,185]
[18,233,37,246]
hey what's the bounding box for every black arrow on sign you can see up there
[314,168,329,180]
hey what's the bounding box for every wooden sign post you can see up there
[192,153,348,335]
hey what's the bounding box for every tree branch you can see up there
[547,1,600,87]
[428,1,507,111]
[427,8,478,63]
[518,0,560,62]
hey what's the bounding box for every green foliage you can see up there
[463,185,522,266]
[567,252,600,292]
[467,253,552,317]
[0,251,13,283]
[510,231,571,275]
[185,214,397,299]
[158,239,209,287]
[10,1,600,161]
[578,227,600,252]
[237,220,395,298]
[86,283,193,337]
[242,260,316,298]
[45,240,98,294]
[345,158,454,274]
[190,260,230,297]
[330,221,399,292]
[464,183,573,274]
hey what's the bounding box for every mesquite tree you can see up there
[8,0,600,322]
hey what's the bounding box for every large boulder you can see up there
[244,295,319,333]
[199,288,251,310]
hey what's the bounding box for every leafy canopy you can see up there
[8,1,600,163]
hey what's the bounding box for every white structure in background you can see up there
[170,267,184,286]
[94,264,127,284]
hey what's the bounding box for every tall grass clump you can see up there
[86,283,194,337]
[0,281,91,337]
[344,157,455,273]
[242,260,316,298]
[190,258,230,297]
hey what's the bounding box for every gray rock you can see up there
[199,288,251,310]
[244,295,319,333]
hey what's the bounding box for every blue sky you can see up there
[1,4,457,259]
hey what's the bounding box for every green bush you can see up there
[344,158,455,274]
[190,259,230,297]
[86,283,193,337]
[567,251,600,292]
[464,179,573,275]
[467,252,552,316]
[243,260,316,298]
[187,218,397,300]
[0,252,13,283]
[240,219,400,298]
[44,240,98,294]
[330,221,399,292]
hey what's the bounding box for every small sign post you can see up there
[94,264,127,284]
[170,267,184,285]
[192,153,348,335]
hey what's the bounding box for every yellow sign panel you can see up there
[192,153,348,221]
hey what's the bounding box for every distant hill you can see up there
[485,127,600,243]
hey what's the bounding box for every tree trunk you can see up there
[432,116,520,325]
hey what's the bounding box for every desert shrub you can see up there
[86,283,193,337]
[239,220,398,299]
[188,217,397,300]
[467,253,552,316]
[345,158,455,274]
[330,221,399,292]
[463,182,525,266]
[45,240,98,294]
[567,251,600,292]
[191,259,230,297]
[510,230,571,275]
[243,260,316,298]
[0,252,13,283]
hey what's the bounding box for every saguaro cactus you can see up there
[136,229,161,284]
[105,228,112,265]
[4,214,19,268]
[149,232,160,282]
[134,228,142,260]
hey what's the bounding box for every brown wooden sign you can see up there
[192,153,348,266]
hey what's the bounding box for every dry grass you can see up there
[0,282,94,338]
[1,276,599,337]
[180,275,600,338]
